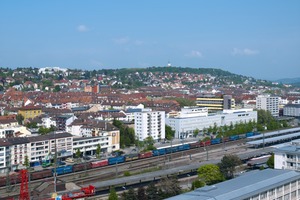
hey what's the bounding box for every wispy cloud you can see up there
[113,37,130,45]
[185,50,203,58]
[232,48,259,56]
[77,25,89,32]
[134,40,145,46]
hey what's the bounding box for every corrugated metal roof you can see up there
[167,169,300,200]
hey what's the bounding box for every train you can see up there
[0,131,259,187]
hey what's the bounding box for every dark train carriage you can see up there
[73,163,92,172]
[189,142,201,149]
[31,169,52,180]
[138,151,153,159]
[0,176,6,187]
[125,153,139,162]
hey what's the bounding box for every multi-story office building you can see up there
[167,169,300,200]
[256,95,279,117]
[274,140,300,170]
[134,109,165,141]
[196,95,235,112]
[166,107,257,139]
[283,104,300,117]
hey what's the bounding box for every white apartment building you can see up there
[274,140,300,171]
[283,104,300,117]
[0,119,31,138]
[256,95,279,117]
[166,107,257,139]
[134,109,165,141]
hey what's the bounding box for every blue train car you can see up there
[53,165,73,175]
[229,135,240,141]
[246,132,254,137]
[152,149,166,156]
[211,138,222,145]
[108,156,125,165]
[165,146,178,154]
[178,144,190,151]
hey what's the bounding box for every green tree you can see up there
[144,136,156,151]
[191,180,205,190]
[75,149,81,159]
[218,154,242,179]
[146,182,161,200]
[165,125,175,140]
[193,128,200,137]
[137,187,147,200]
[96,144,101,158]
[267,154,274,169]
[53,85,61,92]
[126,188,138,200]
[159,176,181,198]
[108,187,118,200]
[197,164,224,185]
[16,114,24,125]
[23,155,30,169]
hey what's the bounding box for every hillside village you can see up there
[0,66,300,169]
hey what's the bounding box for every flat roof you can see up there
[247,127,300,140]
[246,132,300,146]
[167,169,300,200]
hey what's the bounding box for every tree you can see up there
[16,114,24,125]
[137,187,147,200]
[144,136,156,151]
[165,125,175,140]
[218,154,242,179]
[267,153,274,169]
[126,188,138,200]
[24,155,30,169]
[159,176,181,198]
[53,85,61,92]
[193,128,200,137]
[191,180,205,190]
[75,149,81,159]
[146,182,161,200]
[197,164,224,185]
[96,144,101,158]
[108,187,118,200]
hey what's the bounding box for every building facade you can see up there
[166,107,257,139]
[18,105,42,121]
[283,104,300,117]
[134,109,165,141]
[256,95,279,117]
[274,140,300,170]
[196,95,235,112]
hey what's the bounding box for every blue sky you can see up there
[0,1,299,80]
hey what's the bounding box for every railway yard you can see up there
[0,137,274,200]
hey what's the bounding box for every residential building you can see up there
[166,107,257,139]
[256,95,279,117]
[134,109,165,141]
[55,114,77,131]
[196,94,235,112]
[167,169,300,200]
[274,140,300,170]
[283,104,300,117]
[18,105,42,121]
[0,118,31,138]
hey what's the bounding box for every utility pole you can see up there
[53,133,57,194]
